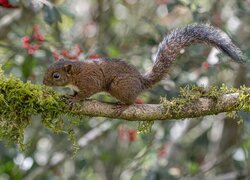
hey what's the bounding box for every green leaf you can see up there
[106,45,120,57]
[187,162,199,174]
[22,55,36,80]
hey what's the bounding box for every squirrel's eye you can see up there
[53,72,60,79]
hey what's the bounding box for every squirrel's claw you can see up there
[60,95,70,102]
[60,95,77,109]
[112,102,129,116]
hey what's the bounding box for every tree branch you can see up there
[69,92,240,121]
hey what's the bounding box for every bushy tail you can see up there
[143,24,246,88]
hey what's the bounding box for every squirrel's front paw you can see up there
[60,95,71,102]
[60,95,79,109]
[60,95,75,104]
[68,96,79,108]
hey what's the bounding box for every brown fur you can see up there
[43,24,246,105]
[43,58,145,104]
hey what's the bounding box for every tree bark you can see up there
[68,92,240,121]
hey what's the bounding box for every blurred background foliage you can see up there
[1,0,250,179]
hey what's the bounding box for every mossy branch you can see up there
[0,68,249,148]
[69,85,250,121]
[70,92,240,121]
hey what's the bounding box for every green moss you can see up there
[161,85,247,119]
[225,111,243,125]
[0,67,68,150]
[137,121,154,134]
[161,85,206,116]
[238,85,250,112]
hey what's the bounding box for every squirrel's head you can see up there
[43,59,74,86]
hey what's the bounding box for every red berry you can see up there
[135,99,144,104]
[157,144,168,158]
[27,44,40,54]
[128,129,137,142]
[88,54,100,59]
[21,36,31,49]
[74,44,83,55]
[118,125,137,143]
[155,0,169,5]
[53,51,63,61]
[0,0,19,8]
[31,25,45,42]
[67,54,78,59]
[202,62,210,70]
[33,34,45,42]
[22,36,30,43]
[61,47,82,60]
[118,125,127,139]
[22,43,30,49]
[61,49,69,56]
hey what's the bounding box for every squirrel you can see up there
[43,24,246,105]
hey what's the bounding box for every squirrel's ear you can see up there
[63,64,72,74]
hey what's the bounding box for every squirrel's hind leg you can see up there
[108,75,143,105]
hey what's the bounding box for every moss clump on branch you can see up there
[0,67,66,150]
[161,85,249,119]
[161,86,223,117]
[238,86,250,112]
